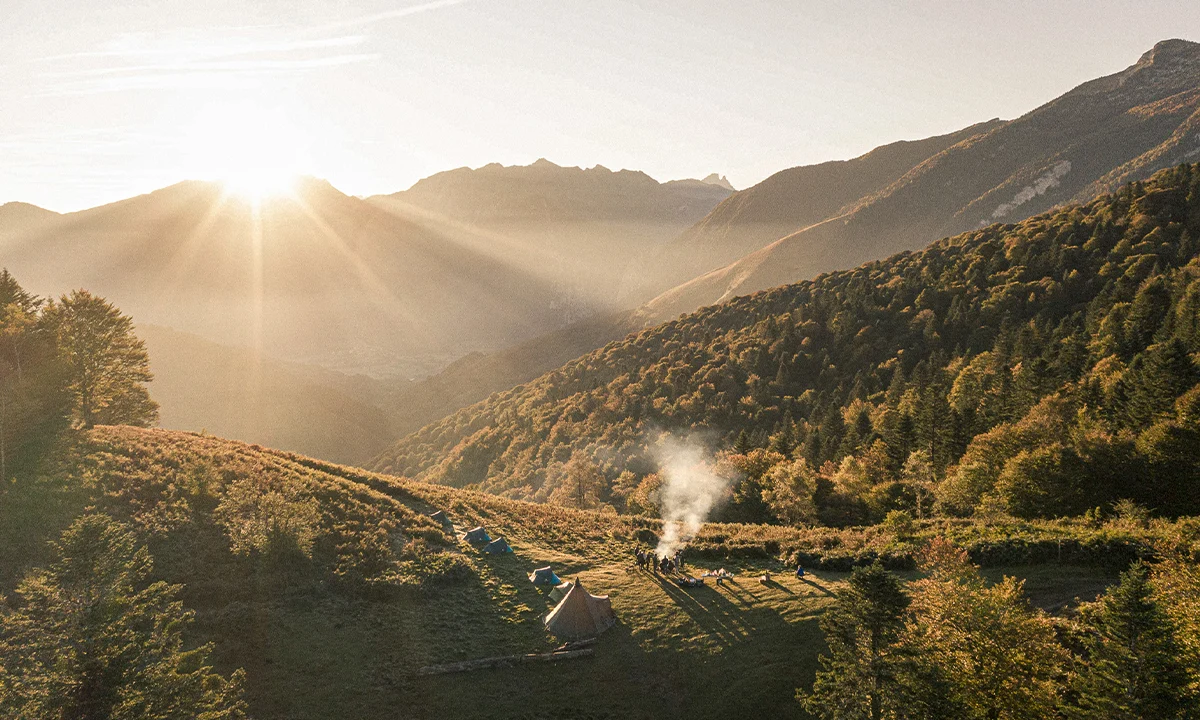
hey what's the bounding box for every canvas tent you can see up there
[529,566,562,586]
[543,579,615,640]
[429,510,453,529]
[483,536,513,554]
[464,527,491,544]
[549,581,573,602]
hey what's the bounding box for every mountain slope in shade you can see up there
[140,324,393,464]
[369,159,733,307]
[643,39,1200,323]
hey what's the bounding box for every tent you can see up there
[483,536,513,554]
[543,579,615,640]
[464,527,491,544]
[429,510,453,529]
[548,581,574,602]
[528,566,562,586]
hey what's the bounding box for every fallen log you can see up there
[417,647,594,675]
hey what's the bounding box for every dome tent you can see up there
[483,536,513,554]
[529,566,562,585]
[429,510,453,530]
[463,527,491,544]
[548,581,573,602]
[544,579,615,640]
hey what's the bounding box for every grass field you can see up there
[0,427,1129,719]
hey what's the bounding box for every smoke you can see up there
[652,435,733,558]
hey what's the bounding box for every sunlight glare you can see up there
[183,101,312,201]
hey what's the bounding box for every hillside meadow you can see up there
[1,426,1176,719]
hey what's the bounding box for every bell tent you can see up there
[429,510,453,529]
[463,527,491,544]
[543,579,615,640]
[483,536,513,554]
[529,566,562,586]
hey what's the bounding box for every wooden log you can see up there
[417,647,594,675]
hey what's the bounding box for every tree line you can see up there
[803,536,1200,719]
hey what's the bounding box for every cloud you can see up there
[29,0,471,96]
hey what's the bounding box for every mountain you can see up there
[369,159,733,306]
[140,324,394,464]
[700,173,736,191]
[648,119,1005,291]
[372,164,1200,523]
[643,39,1200,323]
[0,201,59,233]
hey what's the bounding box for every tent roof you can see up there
[463,526,490,543]
[544,579,615,640]
[549,581,573,602]
[483,536,512,553]
[529,566,562,585]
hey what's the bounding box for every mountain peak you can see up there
[1139,38,1200,66]
[701,173,735,191]
[531,158,561,169]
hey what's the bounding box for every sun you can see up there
[183,101,312,201]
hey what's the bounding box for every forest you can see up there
[376,164,1200,529]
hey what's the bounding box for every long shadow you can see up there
[799,576,836,597]
[764,578,796,596]
[647,573,781,647]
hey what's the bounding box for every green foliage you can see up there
[376,164,1200,525]
[0,514,247,719]
[43,289,158,429]
[800,563,912,720]
[1070,562,1194,719]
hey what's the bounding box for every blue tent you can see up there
[464,527,491,544]
[529,566,562,585]
[483,536,513,554]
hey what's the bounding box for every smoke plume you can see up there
[652,435,732,557]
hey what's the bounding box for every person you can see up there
[651,554,659,574]
[795,564,805,578]
[635,548,644,569]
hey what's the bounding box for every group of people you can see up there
[635,547,685,574]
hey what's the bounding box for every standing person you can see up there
[635,548,644,570]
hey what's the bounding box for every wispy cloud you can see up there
[31,0,471,96]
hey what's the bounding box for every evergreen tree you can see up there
[800,563,911,720]
[1070,562,1193,719]
[0,514,247,719]
[42,290,158,428]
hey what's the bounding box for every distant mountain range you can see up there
[0,163,730,461]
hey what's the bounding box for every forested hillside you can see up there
[375,164,1200,525]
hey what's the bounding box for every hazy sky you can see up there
[2,0,1198,211]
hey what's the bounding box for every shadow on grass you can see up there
[799,577,835,597]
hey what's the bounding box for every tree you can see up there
[0,270,67,477]
[899,450,936,519]
[0,514,246,719]
[1070,562,1193,719]
[43,290,157,428]
[800,563,912,720]
[903,538,1067,720]
[547,456,605,509]
[762,457,818,525]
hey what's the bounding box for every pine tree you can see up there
[42,290,158,428]
[1070,562,1193,719]
[800,563,911,720]
[0,514,247,719]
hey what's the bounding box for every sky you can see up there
[2,0,1198,211]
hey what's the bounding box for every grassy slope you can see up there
[1,427,1123,720]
